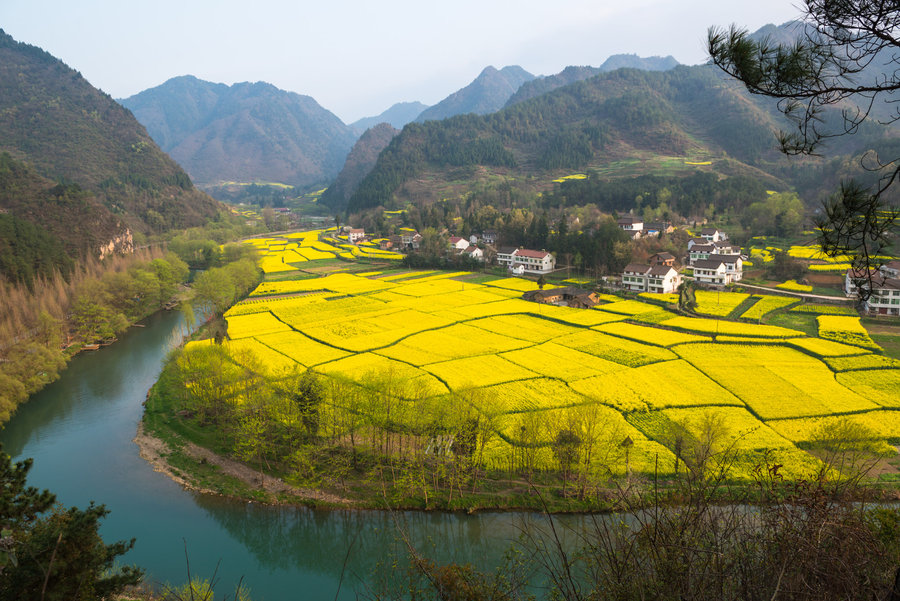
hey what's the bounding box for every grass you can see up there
[765,311,820,337]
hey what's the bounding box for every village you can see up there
[332,217,899,316]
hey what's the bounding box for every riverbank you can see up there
[134,420,354,507]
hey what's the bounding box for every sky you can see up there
[0,0,802,124]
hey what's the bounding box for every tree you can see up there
[0,448,142,600]
[708,2,899,299]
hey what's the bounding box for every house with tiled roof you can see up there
[649,252,675,267]
[617,215,643,232]
[622,263,681,293]
[348,228,365,244]
[693,257,743,286]
[498,247,556,273]
[461,245,484,261]
[524,286,600,308]
[511,248,556,273]
[701,227,728,242]
[449,236,469,251]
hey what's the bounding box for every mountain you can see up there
[415,66,535,122]
[343,64,843,215]
[599,54,679,72]
[0,30,220,273]
[120,76,358,190]
[320,123,399,212]
[507,55,679,107]
[351,101,429,133]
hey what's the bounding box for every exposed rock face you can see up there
[98,229,134,260]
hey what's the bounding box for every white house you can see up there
[647,265,682,293]
[688,241,741,266]
[617,216,644,232]
[348,228,365,244]
[845,266,900,315]
[461,245,484,261]
[701,227,728,242]
[693,258,742,286]
[449,236,469,251]
[498,247,555,273]
[622,263,652,292]
[622,263,681,293]
[496,246,517,268]
[511,248,555,273]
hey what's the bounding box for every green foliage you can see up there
[743,191,805,237]
[192,258,261,316]
[0,213,73,288]
[0,447,142,600]
[543,171,768,218]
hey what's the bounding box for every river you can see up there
[0,310,564,600]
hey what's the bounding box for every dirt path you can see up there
[133,422,353,506]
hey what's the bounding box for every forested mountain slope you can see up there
[0,30,221,280]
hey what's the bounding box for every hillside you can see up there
[351,101,429,133]
[344,65,793,214]
[0,30,220,271]
[507,55,679,107]
[120,76,358,190]
[415,65,535,122]
[320,123,399,212]
[343,59,899,217]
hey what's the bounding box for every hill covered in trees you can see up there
[320,123,400,212]
[120,76,358,191]
[505,54,679,106]
[0,30,221,281]
[340,61,896,218]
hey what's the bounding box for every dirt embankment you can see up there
[133,422,353,506]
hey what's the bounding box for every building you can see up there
[461,245,484,261]
[622,263,652,292]
[845,266,900,315]
[348,228,365,244]
[482,230,498,245]
[400,228,420,249]
[649,252,676,267]
[693,257,743,286]
[498,247,556,273]
[700,227,727,242]
[647,265,681,293]
[622,263,681,293]
[449,236,469,251]
[524,287,600,308]
[688,241,741,266]
[617,216,644,232]
[496,246,517,268]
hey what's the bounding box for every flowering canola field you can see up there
[204,237,900,481]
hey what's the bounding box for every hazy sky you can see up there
[1,0,801,123]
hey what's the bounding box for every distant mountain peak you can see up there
[415,65,535,122]
[120,78,357,189]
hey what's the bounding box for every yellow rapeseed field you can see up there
[218,238,900,480]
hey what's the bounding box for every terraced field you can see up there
[190,234,900,481]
